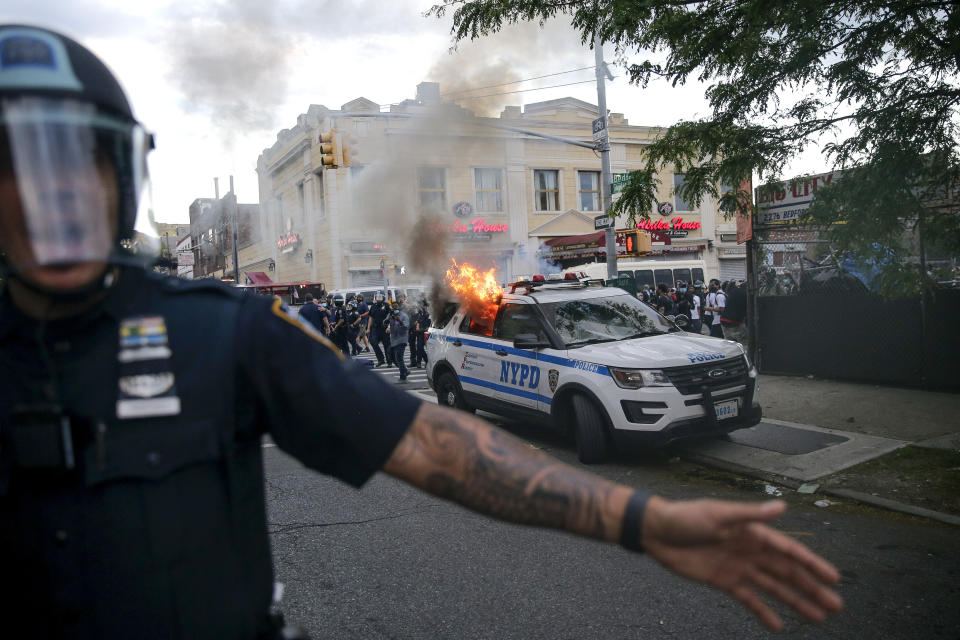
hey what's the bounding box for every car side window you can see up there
[460,312,494,337]
[495,304,546,342]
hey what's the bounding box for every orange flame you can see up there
[444,259,502,324]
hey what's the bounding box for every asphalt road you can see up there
[265,409,960,640]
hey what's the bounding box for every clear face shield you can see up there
[0,96,153,273]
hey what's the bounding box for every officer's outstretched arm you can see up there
[383,403,843,631]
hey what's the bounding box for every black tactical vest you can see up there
[0,269,274,639]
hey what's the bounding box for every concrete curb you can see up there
[681,450,960,527]
[821,488,960,527]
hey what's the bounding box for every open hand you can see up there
[641,497,843,630]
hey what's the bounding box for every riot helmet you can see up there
[0,25,154,292]
[333,295,344,307]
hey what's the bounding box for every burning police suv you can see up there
[425,275,761,463]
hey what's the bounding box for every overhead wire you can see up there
[380,64,602,108]
[439,65,595,98]
[445,79,597,100]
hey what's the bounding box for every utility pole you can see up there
[229,175,240,284]
[594,35,617,280]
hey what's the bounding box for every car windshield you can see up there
[538,293,676,347]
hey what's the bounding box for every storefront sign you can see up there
[433,217,508,236]
[277,217,301,254]
[755,170,841,225]
[637,217,701,233]
[657,202,674,217]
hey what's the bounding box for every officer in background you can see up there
[317,297,332,335]
[344,300,361,356]
[368,292,392,367]
[297,293,322,329]
[330,295,350,356]
[386,301,410,382]
[410,300,431,369]
[0,25,842,640]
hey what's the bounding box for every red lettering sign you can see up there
[432,218,508,234]
[636,217,701,232]
[277,231,301,253]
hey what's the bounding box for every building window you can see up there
[474,168,503,212]
[418,167,446,213]
[578,171,601,211]
[297,181,305,220]
[312,171,325,218]
[674,173,694,211]
[534,169,559,211]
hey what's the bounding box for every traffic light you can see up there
[318,130,342,168]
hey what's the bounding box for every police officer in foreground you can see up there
[0,25,842,639]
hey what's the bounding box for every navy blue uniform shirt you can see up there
[0,267,421,638]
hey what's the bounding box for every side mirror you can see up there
[673,314,690,328]
[514,333,549,349]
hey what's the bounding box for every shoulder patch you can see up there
[270,298,344,359]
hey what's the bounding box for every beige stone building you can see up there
[252,82,745,291]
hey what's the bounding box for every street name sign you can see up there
[594,214,614,230]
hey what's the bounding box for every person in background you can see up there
[690,281,704,334]
[705,281,726,338]
[656,283,675,316]
[345,300,362,356]
[369,292,392,367]
[411,301,431,368]
[675,281,692,319]
[355,293,371,353]
[386,301,410,381]
[331,296,351,357]
[297,292,321,329]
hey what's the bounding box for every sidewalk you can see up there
[677,373,960,525]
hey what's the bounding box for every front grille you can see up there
[663,356,748,395]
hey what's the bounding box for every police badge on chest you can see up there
[116,315,181,418]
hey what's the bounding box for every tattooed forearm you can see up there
[383,403,633,543]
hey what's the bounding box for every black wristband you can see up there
[619,491,650,553]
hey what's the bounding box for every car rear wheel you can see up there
[571,393,610,464]
[437,371,475,413]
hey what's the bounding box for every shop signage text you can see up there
[637,217,701,232]
[433,218,509,235]
[277,231,301,253]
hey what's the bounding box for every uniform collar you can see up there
[0,267,146,342]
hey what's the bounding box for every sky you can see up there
[0,0,828,224]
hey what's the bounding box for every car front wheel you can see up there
[571,393,610,464]
[436,371,475,413]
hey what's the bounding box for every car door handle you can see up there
[495,350,508,356]
[453,340,462,347]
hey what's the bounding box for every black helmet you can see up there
[0,25,153,287]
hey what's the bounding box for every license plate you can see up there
[714,399,739,420]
